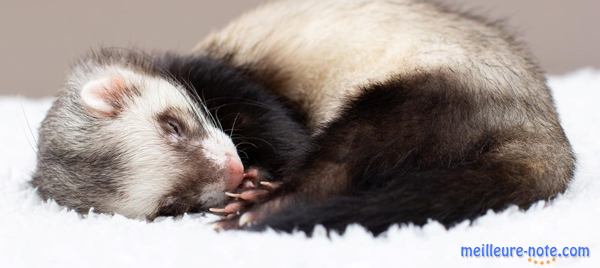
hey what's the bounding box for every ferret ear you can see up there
[80,76,130,117]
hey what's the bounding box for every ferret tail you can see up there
[255,166,565,236]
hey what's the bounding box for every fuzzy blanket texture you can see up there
[0,69,598,268]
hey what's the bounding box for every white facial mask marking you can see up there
[201,125,239,168]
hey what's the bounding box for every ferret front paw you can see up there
[208,167,282,218]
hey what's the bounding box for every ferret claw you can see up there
[225,192,241,198]
[209,207,227,213]
[209,202,242,214]
[259,181,282,190]
[211,212,253,231]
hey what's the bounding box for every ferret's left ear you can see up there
[80,76,131,118]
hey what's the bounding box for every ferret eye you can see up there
[166,119,182,137]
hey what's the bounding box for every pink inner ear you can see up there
[80,76,127,117]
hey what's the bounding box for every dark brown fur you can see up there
[246,70,574,235]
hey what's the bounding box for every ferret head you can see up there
[32,49,244,219]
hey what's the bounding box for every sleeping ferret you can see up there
[32,0,574,235]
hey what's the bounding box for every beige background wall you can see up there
[1,0,598,97]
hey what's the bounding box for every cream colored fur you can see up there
[194,0,540,130]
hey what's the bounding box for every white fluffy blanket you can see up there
[1,70,598,267]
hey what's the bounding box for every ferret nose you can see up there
[224,152,244,191]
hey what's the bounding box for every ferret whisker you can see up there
[242,136,276,151]
[187,85,219,139]
[222,128,240,133]
[198,86,223,132]
[235,141,259,149]
[206,99,278,112]
[229,113,240,138]
[238,150,249,160]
